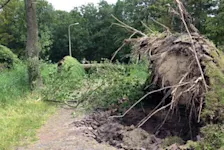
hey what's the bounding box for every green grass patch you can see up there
[0,63,56,150]
[0,95,56,150]
[0,64,29,104]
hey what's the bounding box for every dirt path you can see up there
[16,105,192,150]
[17,107,116,150]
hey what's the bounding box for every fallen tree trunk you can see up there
[58,56,123,71]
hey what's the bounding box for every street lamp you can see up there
[68,22,79,57]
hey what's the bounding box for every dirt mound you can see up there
[73,110,163,150]
[73,109,199,150]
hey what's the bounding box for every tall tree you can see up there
[25,0,42,89]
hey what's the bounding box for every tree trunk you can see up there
[25,0,42,90]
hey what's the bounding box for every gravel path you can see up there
[17,107,116,150]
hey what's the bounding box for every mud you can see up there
[73,109,161,150]
[73,106,199,150]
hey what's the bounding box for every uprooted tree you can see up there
[112,0,224,148]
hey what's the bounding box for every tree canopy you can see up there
[0,0,222,62]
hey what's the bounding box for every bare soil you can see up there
[17,107,116,150]
[17,104,198,150]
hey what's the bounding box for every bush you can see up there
[0,45,20,69]
[41,56,86,101]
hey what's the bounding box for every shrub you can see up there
[0,45,20,69]
[41,56,86,101]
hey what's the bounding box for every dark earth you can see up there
[17,103,198,150]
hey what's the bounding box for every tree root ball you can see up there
[129,33,224,124]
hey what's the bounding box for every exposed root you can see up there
[111,15,147,37]
[111,32,137,61]
[149,17,171,34]
[109,2,224,142]
[155,109,171,132]
[110,82,190,119]
[175,0,208,92]
[137,102,172,128]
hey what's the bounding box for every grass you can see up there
[0,95,56,150]
[0,63,56,150]
[0,64,29,104]
[0,59,149,149]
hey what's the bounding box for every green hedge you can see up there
[0,45,20,69]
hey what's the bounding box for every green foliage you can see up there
[41,56,85,101]
[0,45,20,69]
[40,61,57,84]
[203,50,224,124]
[0,0,26,56]
[80,65,146,110]
[199,124,224,150]
[0,63,29,104]
[0,62,56,149]
[186,125,224,150]
[70,61,148,111]
[0,0,221,62]
[42,58,148,111]
[59,56,85,78]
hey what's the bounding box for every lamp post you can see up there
[68,22,79,57]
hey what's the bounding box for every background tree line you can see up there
[0,0,223,62]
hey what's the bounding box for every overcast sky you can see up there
[47,0,117,12]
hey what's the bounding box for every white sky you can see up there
[47,0,117,12]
